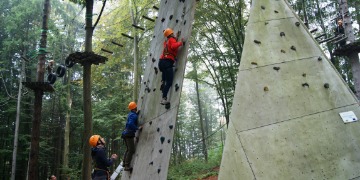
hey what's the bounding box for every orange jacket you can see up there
[160,37,183,61]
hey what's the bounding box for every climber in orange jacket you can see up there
[158,28,185,105]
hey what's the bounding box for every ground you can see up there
[199,166,219,180]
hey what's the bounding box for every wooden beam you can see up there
[132,24,145,31]
[309,28,318,33]
[152,5,159,10]
[121,33,134,39]
[111,41,123,47]
[142,15,155,22]
[101,48,113,54]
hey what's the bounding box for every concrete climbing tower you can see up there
[219,0,360,179]
[121,0,197,179]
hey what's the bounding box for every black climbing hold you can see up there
[159,149,163,153]
[273,67,280,71]
[184,20,186,25]
[145,86,151,93]
[169,125,173,129]
[157,128,160,132]
[295,22,300,26]
[150,53,152,57]
[324,83,330,89]
[281,49,286,53]
[152,58,156,62]
[251,62,258,65]
[141,96,144,99]
[254,40,261,44]
[302,73,306,77]
[318,57,322,61]
[165,0,167,4]
[149,121,152,125]
[154,67,158,74]
[302,83,309,87]
[158,169,161,174]
[169,15,173,20]
[176,19,179,23]
[274,10,279,13]
[280,32,285,37]
[149,161,153,165]
[261,5,265,10]
[175,84,179,91]
[168,139,171,143]
[161,18,165,22]
[165,103,170,109]
[144,81,146,84]
[290,46,296,51]
[160,137,165,144]
[264,86,269,91]
[153,88,156,92]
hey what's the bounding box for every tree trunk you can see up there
[301,0,308,28]
[27,0,50,179]
[194,64,208,162]
[63,69,71,179]
[82,0,94,179]
[11,58,25,180]
[338,0,360,99]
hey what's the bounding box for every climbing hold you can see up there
[153,35,155,38]
[265,22,269,25]
[154,67,158,74]
[176,19,179,23]
[295,22,300,26]
[149,161,153,165]
[273,67,280,71]
[159,149,163,153]
[153,88,156,92]
[302,83,309,87]
[175,84,179,91]
[281,49,286,53]
[141,96,144,99]
[149,121,152,125]
[302,73,306,77]
[274,10,279,13]
[318,57,322,61]
[152,58,156,62]
[324,83,330,89]
[184,20,186,25]
[169,125,173,129]
[158,169,161,174]
[169,15,173,20]
[254,40,261,44]
[251,62,258,65]
[280,32,285,37]
[150,53,152,57]
[157,128,160,132]
[264,86,269,92]
[168,139,171,143]
[290,46,296,51]
[261,5,265,10]
[161,18,165,22]
[143,81,146,84]
[160,137,165,144]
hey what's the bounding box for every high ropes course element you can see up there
[219,0,360,179]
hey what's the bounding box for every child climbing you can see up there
[89,135,118,180]
[158,28,185,105]
[121,102,142,172]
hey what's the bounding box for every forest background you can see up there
[0,0,359,179]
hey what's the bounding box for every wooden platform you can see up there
[22,82,54,92]
[66,51,108,66]
[333,41,360,56]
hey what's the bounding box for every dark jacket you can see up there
[122,111,139,137]
[91,145,114,177]
[160,37,183,61]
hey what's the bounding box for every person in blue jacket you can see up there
[121,101,142,171]
[89,135,118,179]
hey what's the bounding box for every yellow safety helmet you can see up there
[89,135,101,147]
[128,102,137,110]
[163,28,174,37]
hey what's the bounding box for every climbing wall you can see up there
[121,0,197,179]
[219,0,360,179]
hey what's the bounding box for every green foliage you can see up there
[168,146,223,180]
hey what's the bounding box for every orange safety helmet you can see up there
[128,102,137,110]
[163,28,174,37]
[89,135,101,147]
